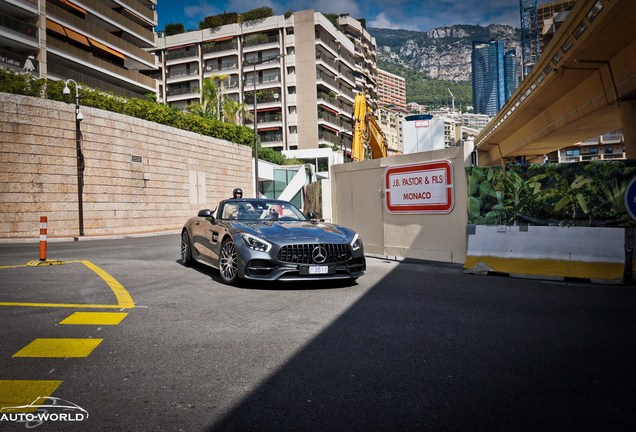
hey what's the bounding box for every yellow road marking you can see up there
[0,302,127,309]
[79,260,135,308]
[0,260,135,309]
[13,338,102,358]
[60,312,128,325]
[0,380,63,412]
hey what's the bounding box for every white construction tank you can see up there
[402,114,445,154]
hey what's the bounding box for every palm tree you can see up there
[223,98,252,125]
[186,74,228,120]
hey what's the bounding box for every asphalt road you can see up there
[0,234,635,431]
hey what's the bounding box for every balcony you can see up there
[0,12,38,45]
[243,33,279,48]
[260,133,284,144]
[167,69,199,83]
[202,40,238,55]
[316,50,337,74]
[48,2,154,53]
[316,72,337,92]
[166,50,198,61]
[244,75,280,89]
[167,86,199,96]
[246,111,283,129]
[0,48,37,71]
[204,61,238,73]
[318,109,342,129]
[315,34,339,56]
[47,37,156,91]
[318,127,339,146]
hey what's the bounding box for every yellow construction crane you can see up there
[351,92,388,161]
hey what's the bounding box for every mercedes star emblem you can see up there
[312,246,328,264]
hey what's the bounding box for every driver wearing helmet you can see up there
[231,188,243,199]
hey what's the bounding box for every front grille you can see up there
[277,243,352,264]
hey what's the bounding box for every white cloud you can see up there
[368,12,418,31]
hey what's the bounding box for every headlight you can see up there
[350,233,362,251]
[241,233,272,252]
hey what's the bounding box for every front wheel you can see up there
[219,239,240,285]
[181,230,193,267]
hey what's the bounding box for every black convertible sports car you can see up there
[180,198,366,285]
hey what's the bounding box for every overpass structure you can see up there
[475,0,636,166]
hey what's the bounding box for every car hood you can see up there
[232,221,354,243]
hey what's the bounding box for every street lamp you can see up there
[63,79,84,236]
[246,53,284,197]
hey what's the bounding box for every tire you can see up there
[181,230,193,267]
[219,239,239,285]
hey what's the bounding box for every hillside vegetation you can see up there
[378,59,472,111]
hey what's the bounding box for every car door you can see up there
[190,212,216,266]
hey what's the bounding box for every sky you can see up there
[155,1,522,33]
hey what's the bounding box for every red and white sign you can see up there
[384,160,454,213]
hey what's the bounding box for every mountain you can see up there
[368,24,521,110]
[369,24,521,82]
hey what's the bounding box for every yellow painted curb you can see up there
[464,256,624,281]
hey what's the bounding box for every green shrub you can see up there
[0,68,270,154]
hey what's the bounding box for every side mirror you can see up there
[198,209,216,223]
[197,209,213,217]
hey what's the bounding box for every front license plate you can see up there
[308,265,329,274]
[299,265,334,275]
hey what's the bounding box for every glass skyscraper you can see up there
[472,41,520,116]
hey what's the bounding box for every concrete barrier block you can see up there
[464,225,625,284]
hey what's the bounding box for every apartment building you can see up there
[0,0,158,98]
[537,0,577,49]
[548,130,625,163]
[377,68,406,110]
[375,68,407,156]
[376,107,402,155]
[152,10,378,160]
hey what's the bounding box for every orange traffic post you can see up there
[39,216,47,261]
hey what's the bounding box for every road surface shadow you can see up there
[207,260,636,432]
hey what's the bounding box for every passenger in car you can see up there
[267,208,279,221]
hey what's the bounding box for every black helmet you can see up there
[232,188,243,198]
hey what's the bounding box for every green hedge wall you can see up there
[466,161,636,227]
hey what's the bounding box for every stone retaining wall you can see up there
[0,93,252,238]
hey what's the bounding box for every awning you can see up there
[320,104,338,114]
[167,43,196,50]
[61,0,87,15]
[255,107,280,112]
[64,27,90,47]
[89,38,125,60]
[46,19,66,36]
[258,127,281,132]
[203,35,234,43]
[320,124,339,133]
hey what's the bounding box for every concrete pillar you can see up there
[621,100,636,159]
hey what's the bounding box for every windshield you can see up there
[219,200,307,222]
